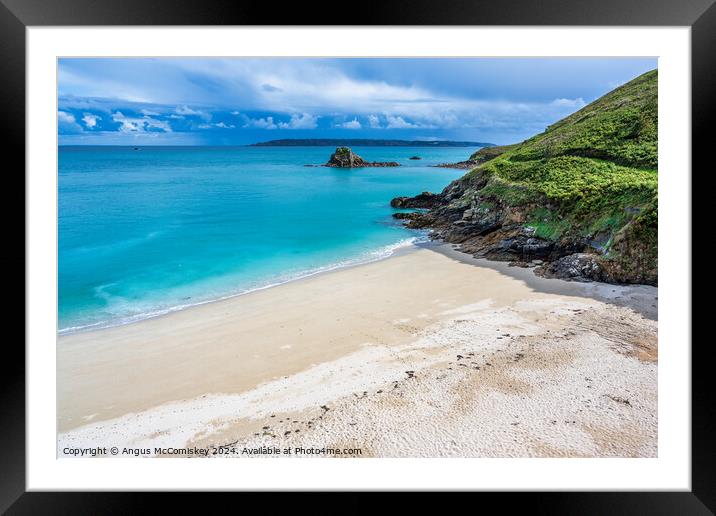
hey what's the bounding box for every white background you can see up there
[27,27,691,490]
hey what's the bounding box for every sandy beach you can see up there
[58,245,657,458]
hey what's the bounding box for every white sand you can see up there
[58,247,657,458]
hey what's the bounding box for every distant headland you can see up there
[249,139,495,147]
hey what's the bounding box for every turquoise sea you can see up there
[58,146,476,333]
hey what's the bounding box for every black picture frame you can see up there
[2,0,712,511]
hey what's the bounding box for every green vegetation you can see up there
[469,143,520,162]
[525,207,572,240]
[513,69,657,169]
[479,172,540,206]
[461,69,658,263]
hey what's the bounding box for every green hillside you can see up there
[396,69,658,284]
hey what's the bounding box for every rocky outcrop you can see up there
[391,185,609,281]
[390,176,651,285]
[432,159,479,170]
[536,253,603,282]
[324,147,400,168]
[433,144,518,170]
[390,192,440,209]
[325,147,366,167]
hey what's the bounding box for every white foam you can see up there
[59,236,424,336]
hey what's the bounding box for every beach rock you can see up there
[537,253,604,282]
[392,212,419,221]
[390,191,440,209]
[495,234,554,259]
[389,171,649,284]
[324,147,400,168]
[390,181,614,282]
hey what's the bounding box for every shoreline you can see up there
[59,235,656,336]
[423,242,658,320]
[58,235,427,336]
[58,245,658,457]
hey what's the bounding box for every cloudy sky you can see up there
[58,57,657,146]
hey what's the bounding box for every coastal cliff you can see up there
[392,69,658,285]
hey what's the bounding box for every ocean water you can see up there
[58,146,475,333]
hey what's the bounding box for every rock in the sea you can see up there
[409,156,421,160]
[324,147,400,168]
[325,147,366,167]
[390,191,439,209]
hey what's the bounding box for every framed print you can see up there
[3,0,713,510]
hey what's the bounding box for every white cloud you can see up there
[58,111,76,124]
[59,59,599,139]
[144,117,171,132]
[81,113,100,128]
[551,97,586,108]
[241,112,317,130]
[238,62,589,132]
[242,116,277,130]
[112,111,172,133]
[58,110,84,134]
[385,115,421,129]
[214,122,235,129]
[337,118,361,129]
[277,113,318,129]
[175,105,211,121]
[141,108,160,116]
[113,113,142,133]
[175,105,202,115]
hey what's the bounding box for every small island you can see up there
[324,147,400,168]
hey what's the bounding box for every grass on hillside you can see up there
[460,69,658,250]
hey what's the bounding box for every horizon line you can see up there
[58,138,498,148]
